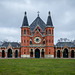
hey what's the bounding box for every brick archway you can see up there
[57,50,60,58]
[2,50,5,58]
[15,50,18,58]
[63,48,68,58]
[35,48,40,58]
[7,49,12,58]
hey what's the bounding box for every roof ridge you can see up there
[30,16,46,32]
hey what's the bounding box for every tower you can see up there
[45,11,54,58]
[21,12,30,58]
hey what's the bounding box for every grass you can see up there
[0,59,75,75]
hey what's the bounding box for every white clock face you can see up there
[34,37,41,43]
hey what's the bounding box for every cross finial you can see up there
[48,11,50,16]
[25,11,27,16]
[37,11,40,17]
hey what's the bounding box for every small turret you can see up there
[46,11,53,27]
[22,11,29,27]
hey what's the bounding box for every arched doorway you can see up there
[15,50,18,58]
[57,50,60,58]
[2,50,5,58]
[41,49,44,58]
[30,49,33,57]
[7,49,12,58]
[63,48,68,58]
[35,49,40,58]
[71,50,74,58]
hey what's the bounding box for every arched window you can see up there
[49,30,51,34]
[30,41,32,45]
[43,41,45,45]
[46,30,47,35]
[24,30,26,34]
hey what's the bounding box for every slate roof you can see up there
[22,12,29,27]
[1,42,21,48]
[56,42,75,47]
[30,16,46,32]
[46,11,53,27]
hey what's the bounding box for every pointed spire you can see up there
[46,11,53,27]
[22,11,29,27]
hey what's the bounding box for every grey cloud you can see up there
[0,0,75,44]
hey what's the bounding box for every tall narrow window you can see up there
[52,30,53,34]
[27,40,28,43]
[27,30,29,35]
[46,30,47,35]
[49,40,50,43]
[30,41,32,45]
[43,41,45,45]
[49,30,51,34]
[24,30,26,34]
[24,40,25,43]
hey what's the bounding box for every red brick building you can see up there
[21,11,54,58]
[0,11,75,58]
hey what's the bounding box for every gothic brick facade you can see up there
[0,11,75,58]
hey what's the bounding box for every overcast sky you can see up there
[0,0,75,44]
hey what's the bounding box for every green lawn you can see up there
[0,59,75,75]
